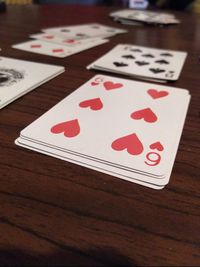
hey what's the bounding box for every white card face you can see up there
[16,84,190,190]
[16,87,190,190]
[18,74,190,177]
[16,85,190,188]
[0,57,64,109]
[30,33,106,47]
[12,39,109,58]
[42,23,127,39]
[89,44,187,81]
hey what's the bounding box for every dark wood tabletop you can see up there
[0,4,200,266]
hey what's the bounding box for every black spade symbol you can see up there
[142,54,155,58]
[155,59,170,64]
[122,54,135,59]
[113,62,128,67]
[149,68,166,74]
[160,53,173,57]
[135,61,150,66]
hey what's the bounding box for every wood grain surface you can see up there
[0,4,200,266]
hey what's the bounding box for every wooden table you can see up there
[0,4,200,266]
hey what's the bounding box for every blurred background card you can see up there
[129,0,149,9]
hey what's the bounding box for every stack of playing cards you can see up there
[87,44,187,83]
[0,57,64,109]
[110,9,180,26]
[12,23,127,58]
[15,74,191,190]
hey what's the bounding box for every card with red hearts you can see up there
[15,93,189,189]
[15,137,166,189]
[30,32,108,48]
[15,74,190,189]
[12,39,109,58]
[42,23,127,40]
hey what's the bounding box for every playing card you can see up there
[16,77,190,188]
[15,89,189,189]
[113,17,143,26]
[15,83,190,189]
[110,10,180,25]
[30,32,106,47]
[15,137,165,190]
[42,23,127,39]
[12,39,109,58]
[87,44,187,82]
[0,56,64,109]
[16,74,190,179]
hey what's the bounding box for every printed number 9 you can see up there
[145,152,161,166]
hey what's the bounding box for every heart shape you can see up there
[150,141,164,151]
[131,108,157,123]
[111,133,144,156]
[103,81,123,91]
[63,39,75,43]
[31,44,41,48]
[91,82,99,86]
[44,35,54,39]
[52,49,64,53]
[148,89,169,99]
[79,98,103,111]
[51,119,80,138]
